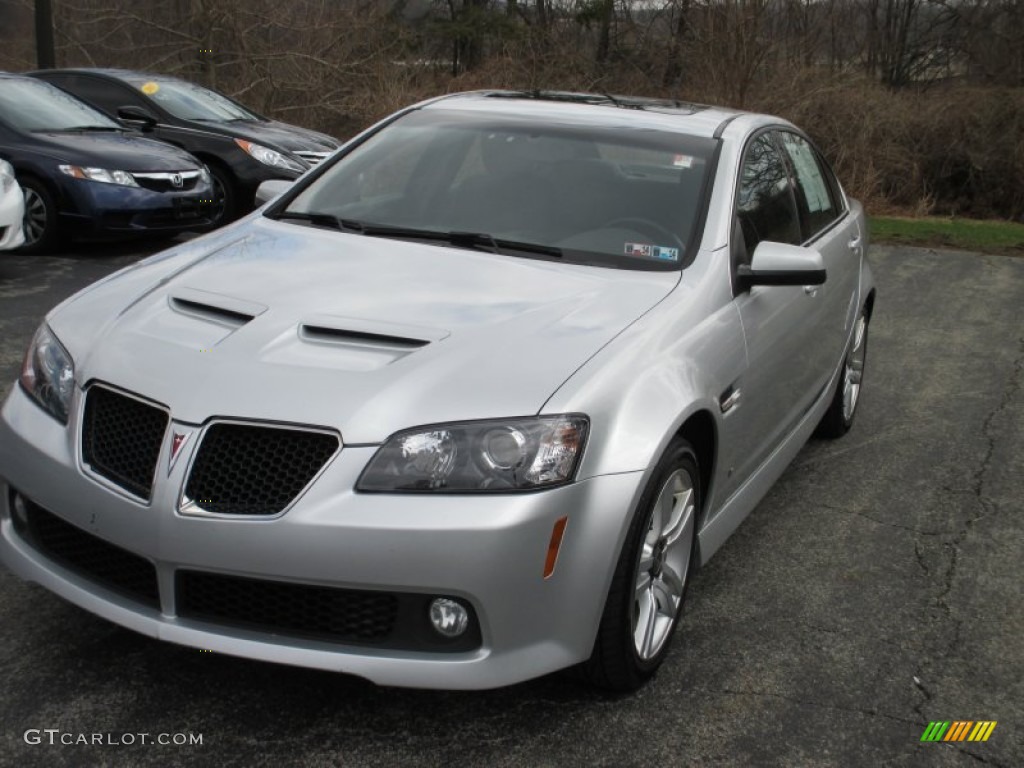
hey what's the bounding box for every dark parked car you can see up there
[0,73,214,252]
[31,69,340,226]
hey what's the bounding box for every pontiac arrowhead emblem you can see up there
[168,431,191,474]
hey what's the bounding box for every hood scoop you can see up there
[123,288,268,353]
[300,325,430,351]
[261,315,449,373]
[169,289,267,328]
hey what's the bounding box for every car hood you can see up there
[192,119,339,154]
[50,217,678,443]
[30,131,202,171]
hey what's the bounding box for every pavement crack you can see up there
[911,336,1023,727]
[913,542,930,576]
[695,687,921,727]
[937,336,1022,625]
[818,501,950,535]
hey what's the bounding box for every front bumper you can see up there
[57,177,215,236]
[0,184,25,250]
[0,384,641,689]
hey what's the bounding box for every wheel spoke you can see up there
[639,593,659,659]
[633,587,657,659]
[662,488,693,547]
[659,563,685,599]
[634,569,652,599]
[652,578,677,617]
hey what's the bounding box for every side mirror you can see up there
[255,179,294,206]
[737,241,826,291]
[117,105,158,131]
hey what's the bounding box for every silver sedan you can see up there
[0,91,873,691]
[0,158,25,250]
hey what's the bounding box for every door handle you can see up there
[848,235,862,254]
[804,285,820,296]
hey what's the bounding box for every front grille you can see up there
[82,386,169,500]
[14,494,159,608]
[133,172,200,192]
[177,570,397,642]
[183,424,338,515]
[175,571,481,651]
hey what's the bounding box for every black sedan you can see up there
[0,74,214,252]
[31,69,340,226]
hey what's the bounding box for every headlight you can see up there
[0,159,15,193]
[199,166,212,185]
[59,165,138,187]
[235,139,305,173]
[357,415,589,492]
[20,324,75,424]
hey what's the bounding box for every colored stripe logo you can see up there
[920,721,997,742]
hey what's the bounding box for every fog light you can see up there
[429,597,469,638]
[11,493,29,532]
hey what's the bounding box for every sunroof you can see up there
[484,90,708,115]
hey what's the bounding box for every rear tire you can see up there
[580,437,700,692]
[817,309,869,438]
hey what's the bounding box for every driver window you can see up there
[735,133,801,260]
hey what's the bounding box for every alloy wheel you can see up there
[842,315,867,422]
[632,468,696,661]
[22,186,47,246]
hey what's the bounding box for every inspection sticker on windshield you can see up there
[672,154,694,168]
[141,81,160,95]
[625,243,679,262]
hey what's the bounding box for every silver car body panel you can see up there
[0,93,875,688]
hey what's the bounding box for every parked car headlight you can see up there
[20,324,75,424]
[199,166,212,185]
[357,415,589,492]
[235,139,305,173]
[0,159,15,193]
[59,165,138,187]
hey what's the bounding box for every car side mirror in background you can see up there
[117,105,158,131]
[737,241,827,291]
[255,179,294,206]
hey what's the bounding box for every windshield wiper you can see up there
[272,211,365,232]
[358,223,562,258]
[272,214,562,258]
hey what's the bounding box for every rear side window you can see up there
[736,133,800,252]
[777,131,841,240]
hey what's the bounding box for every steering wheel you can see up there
[606,218,684,251]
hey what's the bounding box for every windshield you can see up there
[0,78,121,132]
[278,108,716,270]
[125,77,260,122]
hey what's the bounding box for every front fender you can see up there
[542,253,745,504]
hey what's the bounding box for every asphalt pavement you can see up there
[0,241,1020,767]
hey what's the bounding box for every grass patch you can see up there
[870,216,1024,256]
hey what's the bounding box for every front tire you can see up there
[19,177,61,253]
[206,163,240,228]
[580,437,700,692]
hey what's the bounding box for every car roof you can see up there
[422,91,773,139]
